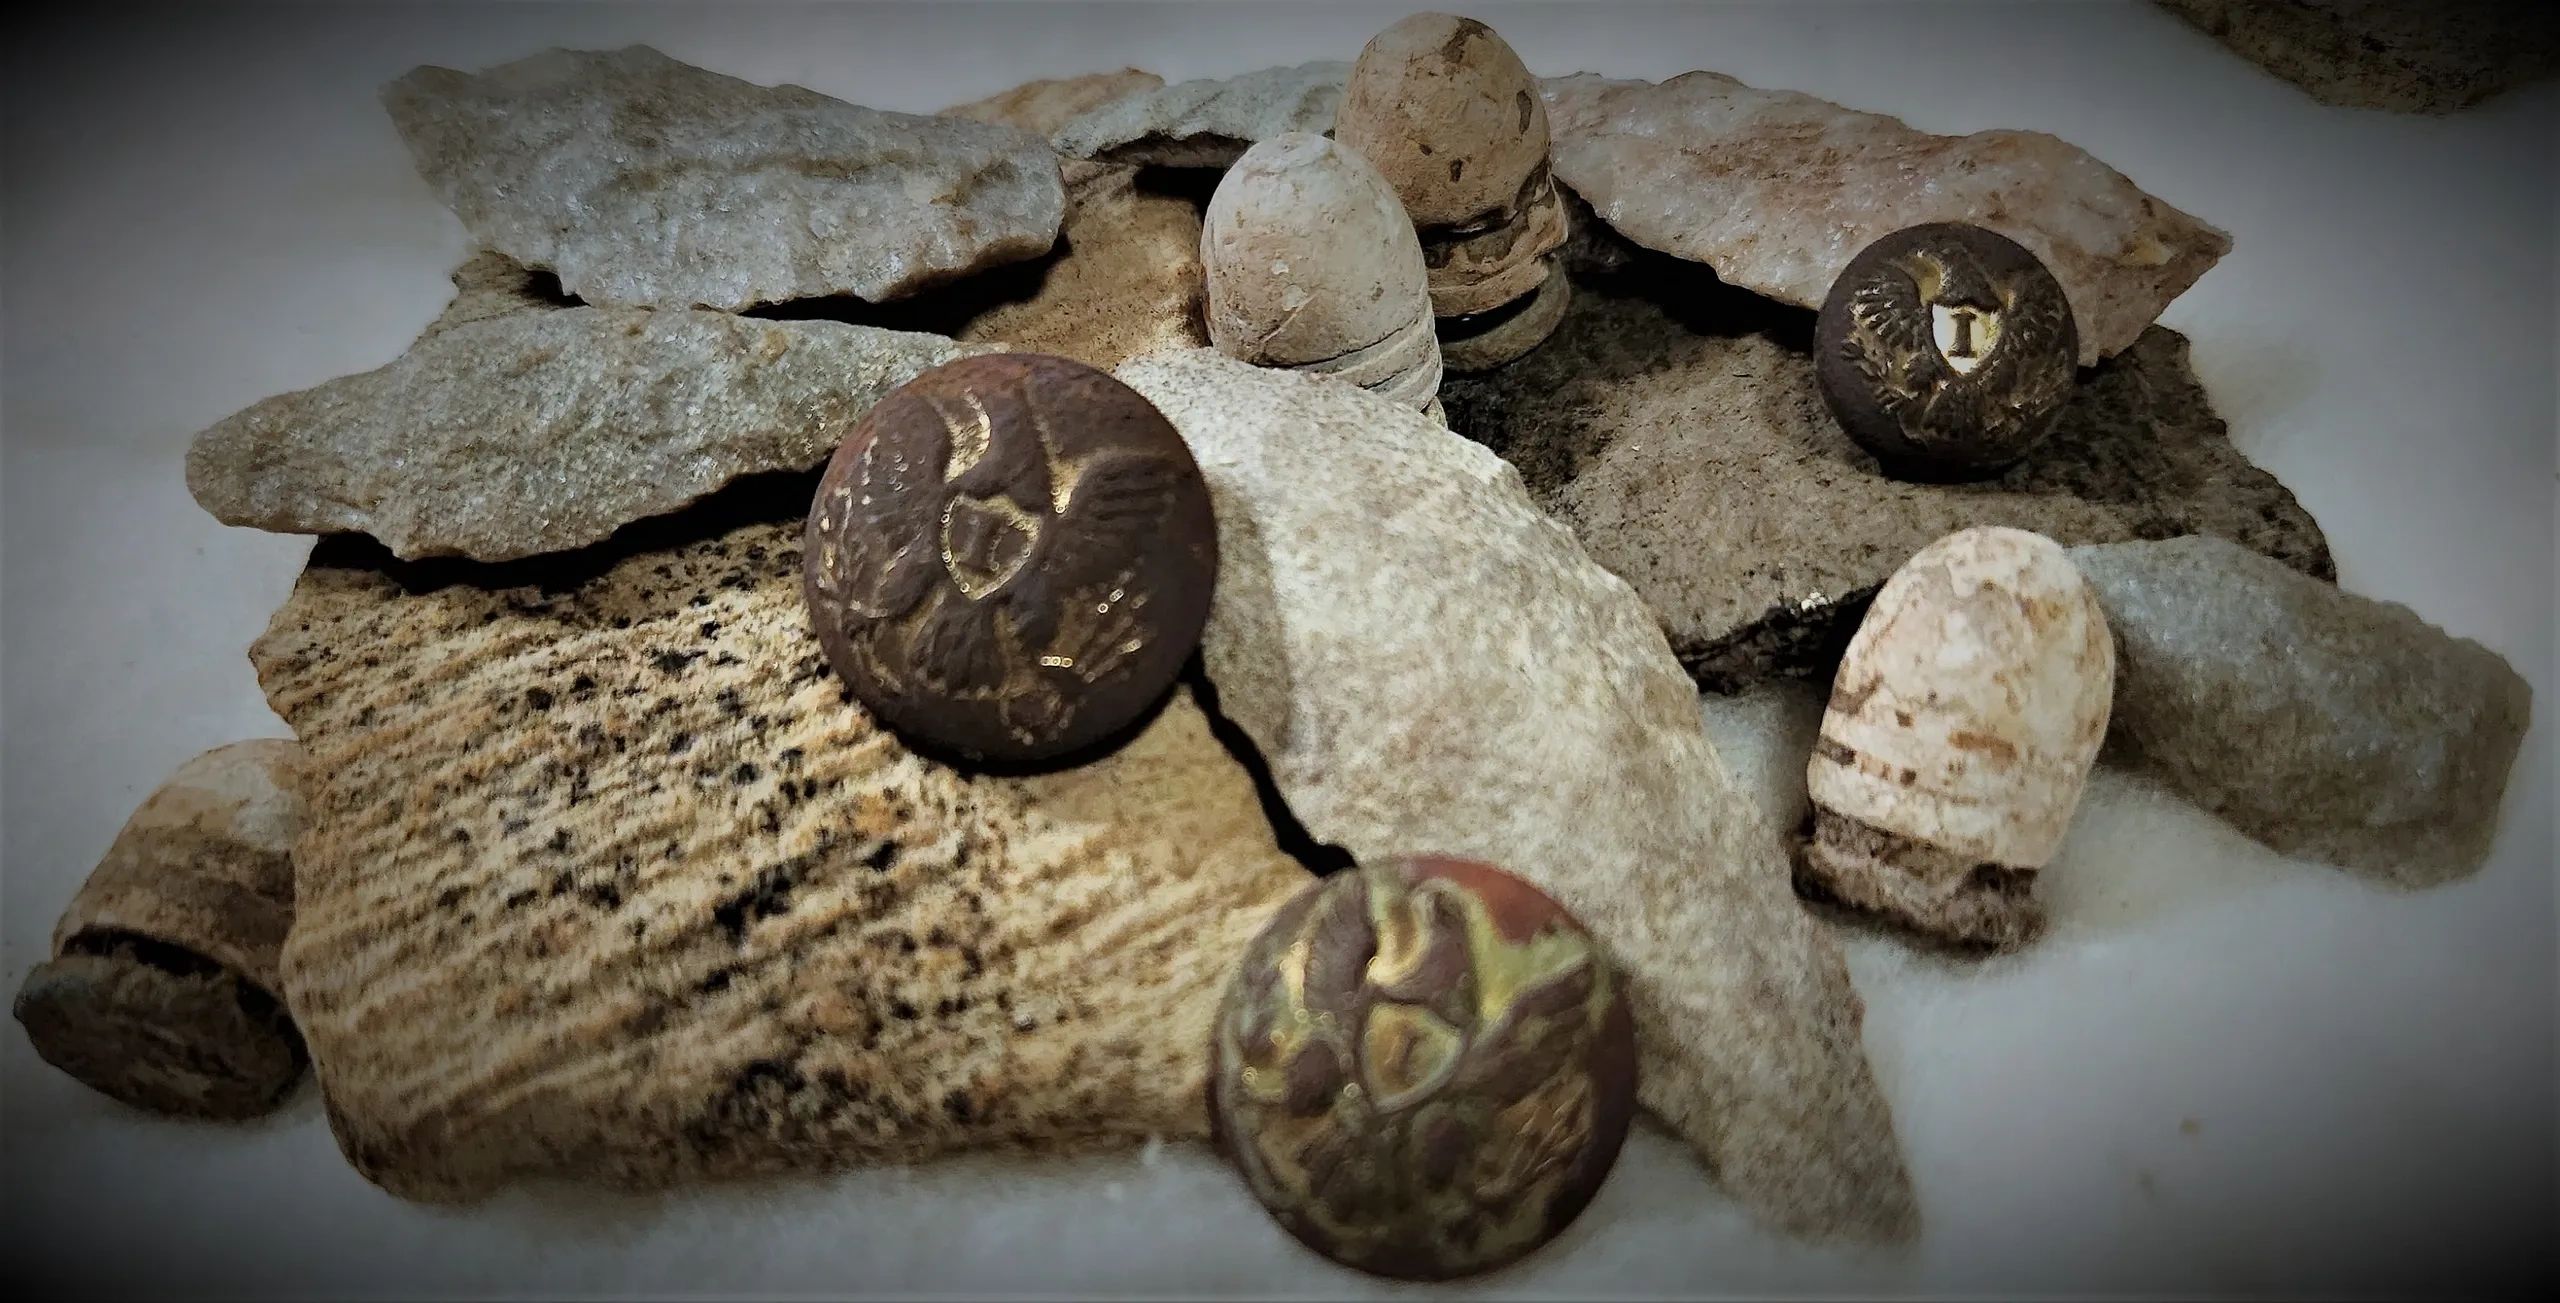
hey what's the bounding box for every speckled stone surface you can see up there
[45,740,306,995]
[1438,212,2331,692]
[1542,71,2230,365]
[1119,348,1917,1244]
[186,254,995,562]
[386,46,1065,310]
[413,251,573,340]
[2159,0,2560,113]
[1052,61,1348,169]
[250,501,1312,1203]
[2069,536,2533,883]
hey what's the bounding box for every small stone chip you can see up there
[1208,856,1637,1281]
[15,944,306,1120]
[11,739,308,1120]
[802,354,1217,765]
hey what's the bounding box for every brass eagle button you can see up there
[1208,855,1638,1281]
[1814,222,2079,481]
[801,353,1217,765]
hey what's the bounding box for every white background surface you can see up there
[3,1,2553,1296]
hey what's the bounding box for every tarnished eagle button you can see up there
[1208,855,1638,1281]
[1814,222,2080,481]
[800,353,1217,765]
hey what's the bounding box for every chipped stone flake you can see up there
[1053,61,1349,169]
[386,46,1066,310]
[185,257,996,562]
[2068,536,2532,884]
[947,165,1210,371]
[253,516,1310,1201]
[1542,71,2231,363]
[1118,348,1916,1243]
[942,68,1165,137]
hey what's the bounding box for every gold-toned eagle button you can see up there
[1815,222,2079,481]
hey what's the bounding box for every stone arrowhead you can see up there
[185,255,997,562]
[1052,61,1349,169]
[1119,348,1918,1243]
[250,502,1312,1201]
[1543,71,2231,364]
[943,68,1165,138]
[385,46,1065,310]
[813,65,1223,373]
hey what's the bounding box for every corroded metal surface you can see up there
[1209,856,1636,1280]
[803,354,1217,764]
[1816,223,2079,481]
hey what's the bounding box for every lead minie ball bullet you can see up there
[1797,526,2114,949]
[1202,132,1444,417]
[1815,223,2080,481]
[1334,13,1571,372]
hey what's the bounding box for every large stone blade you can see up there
[1120,348,1919,1243]
[251,506,1311,1202]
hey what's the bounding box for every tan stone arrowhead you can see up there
[251,507,1310,1202]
